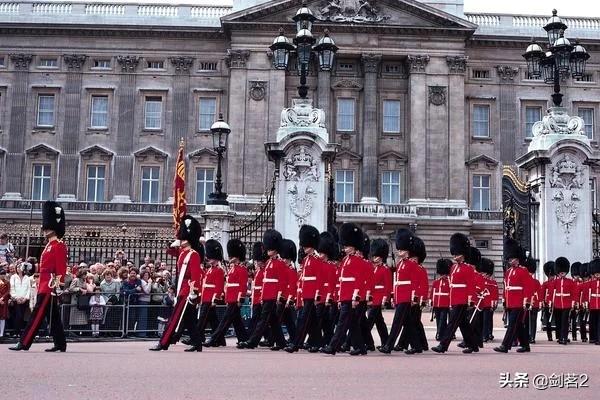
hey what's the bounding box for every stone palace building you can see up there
[1,0,600,269]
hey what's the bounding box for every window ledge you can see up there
[196,129,211,134]
[38,66,59,70]
[382,132,403,137]
[87,128,110,135]
[141,129,164,136]
[32,127,56,134]
[338,132,355,138]
[471,136,493,142]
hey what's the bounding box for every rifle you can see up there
[430,288,436,322]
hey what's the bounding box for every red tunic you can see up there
[338,254,364,302]
[224,264,248,304]
[541,277,555,304]
[530,277,542,309]
[38,240,68,295]
[175,247,203,298]
[588,278,600,310]
[0,279,9,319]
[300,254,325,300]
[503,265,535,309]
[323,260,338,303]
[251,267,265,306]
[415,263,429,303]
[430,276,450,308]
[481,276,499,308]
[552,276,577,309]
[201,265,225,303]
[393,258,420,304]
[361,258,375,301]
[286,266,298,303]
[261,257,288,301]
[449,262,476,306]
[371,264,392,306]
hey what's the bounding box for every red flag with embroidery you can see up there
[173,139,187,234]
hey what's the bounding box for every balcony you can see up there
[468,211,503,220]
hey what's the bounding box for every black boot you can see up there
[377,345,392,354]
[9,343,27,351]
[493,345,508,353]
[45,345,66,352]
[148,344,167,351]
[319,345,336,355]
[284,345,299,353]
[349,348,367,356]
[184,345,202,352]
[516,346,531,353]
[405,348,422,355]
[431,345,446,354]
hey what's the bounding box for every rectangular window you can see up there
[199,61,217,71]
[381,171,401,204]
[384,63,402,74]
[338,63,354,72]
[198,97,217,131]
[472,104,490,138]
[591,178,597,210]
[141,166,160,203]
[335,170,354,203]
[86,165,106,202]
[39,58,58,68]
[337,98,355,132]
[37,94,55,127]
[472,175,491,211]
[575,73,594,82]
[525,106,542,138]
[146,60,164,69]
[195,168,215,205]
[472,69,490,79]
[32,164,51,201]
[90,95,109,128]
[93,59,111,69]
[578,107,594,139]
[0,56,5,67]
[383,100,401,133]
[144,96,162,129]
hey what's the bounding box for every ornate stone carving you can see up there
[446,55,468,74]
[283,146,319,226]
[249,80,268,101]
[63,54,87,70]
[317,0,390,24]
[531,108,586,137]
[406,55,430,73]
[550,154,585,243]
[9,53,33,70]
[331,79,362,90]
[116,55,140,72]
[428,86,447,106]
[361,53,382,74]
[225,49,250,69]
[206,219,222,241]
[169,56,194,73]
[280,99,326,129]
[496,65,519,81]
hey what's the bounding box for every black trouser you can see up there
[12,302,29,337]
[19,294,66,350]
[397,305,427,351]
[570,309,579,340]
[195,303,214,346]
[159,297,200,349]
[554,308,570,342]
[321,304,335,345]
[481,308,493,340]
[529,308,539,341]
[439,304,477,351]
[294,299,316,347]
[384,302,411,349]
[434,308,449,340]
[543,306,554,340]
[307,302,325,348]
[469,307,483,347]
[578,310,588,341]
[248,300,286,347]
[350,301,367,352]
[249,304,262,336]
[364,306,388,347]
[209,303,248,344]
[276,302,296,343]
[589,310,599,343]
[329,301,354,350]
[501,308,529,350]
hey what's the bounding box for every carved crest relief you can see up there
[280,99,326,128]
[283,146,320,226]
[317,0,390,24]
[550,154,585,243]
[428,86,447,106]
[249,80,268,101]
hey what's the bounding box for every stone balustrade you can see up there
[0,2,18,13]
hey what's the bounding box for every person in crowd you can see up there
[85,273,96,293]
[68,269,90,329]
[9,263,31,337]
[116,267,129,282]
[120,269,142,336]
[29,273,39,311]
[0,233,15,265]
[100,270,120,303]
[150,272,167,334]
[157,285,176,337]
[135,270,152,337]
[89,286,106,338]
[63,266,74,292]
[0,268,10,338]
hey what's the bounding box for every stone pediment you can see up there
[25,144,59,159]
[134,146,168,161]
[336,149,362,160]
[80,145,114,160]
[223,0,476,33]
[188,147,218,163]
[465,154,499,169]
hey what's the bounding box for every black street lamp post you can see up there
[207,113,231,206]
[269,1,338,99]
[523,9,590,107]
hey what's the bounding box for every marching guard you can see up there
[10,201,68,352]
[364,239,392,351]
[431,259,452,341]
[318,231,340,346]
[588,259,600,344]
[248,242,267,337]
[552,257,576,345]
[542,261,556,341]
[149,215,203,351]
[481,258,498,343]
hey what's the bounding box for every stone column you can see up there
[447,56,468,201]
[57,54,87,201]
[496,65,519,163]
[202,204,236,258]
[112,56,140,203]
[225,50,250,196]
[2,54,32,200]
[406,55,429,202]
[317,68,331,134]
[360,53,382,204]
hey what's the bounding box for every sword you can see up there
[469,288,490,324]
[47,273,61,333]
[175,280,196,333]
[548,290,556,322]
[430,288,436,322]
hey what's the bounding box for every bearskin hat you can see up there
[395,228,414,252]
[318,232,339,261]
[449,233,470,257]
[42,201,66,239]
[543,261,555,278]
[328,225,339,244]
[525,257,537,274]
[263,229,283,253]
[370,239,389,263]
[252,242,267,263]
[590,258,600,275]
[580,262,589,278]
[555,257,570,274]
[436,258,452,275]
[299,225,320,249]
[504,239,523,261]
[571,261,581,277]
[412,236,426,264]
[280,239,297,263]
[481,258,495,276]
[362,233,371,259]
[177,215,201,247]
[339,223,363,249]
[466,247,481,270]
[227,239,246,262]
[297,247,306,265]
[205,239,223,261]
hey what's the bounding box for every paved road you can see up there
[3,330,597,400]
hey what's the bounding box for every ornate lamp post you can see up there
[269,1,338,99]
[207,113,231,205]
[523,9,590,107]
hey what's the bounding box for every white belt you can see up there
[253,286,262,290]
[450,284,466,288]
[324,283,329,287]
[395,280,411,286]
[436,292,449,296]
[263,278,279,283]
[303,276,317,281]
[555,293,571,297]
[506,286,523,290]
[226,283,240,287]
[204,284,216,288]
[591,294,600,298]
[340,277,355,282]
[374,285,385,289]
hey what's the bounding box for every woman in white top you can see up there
[9,264,31,336]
